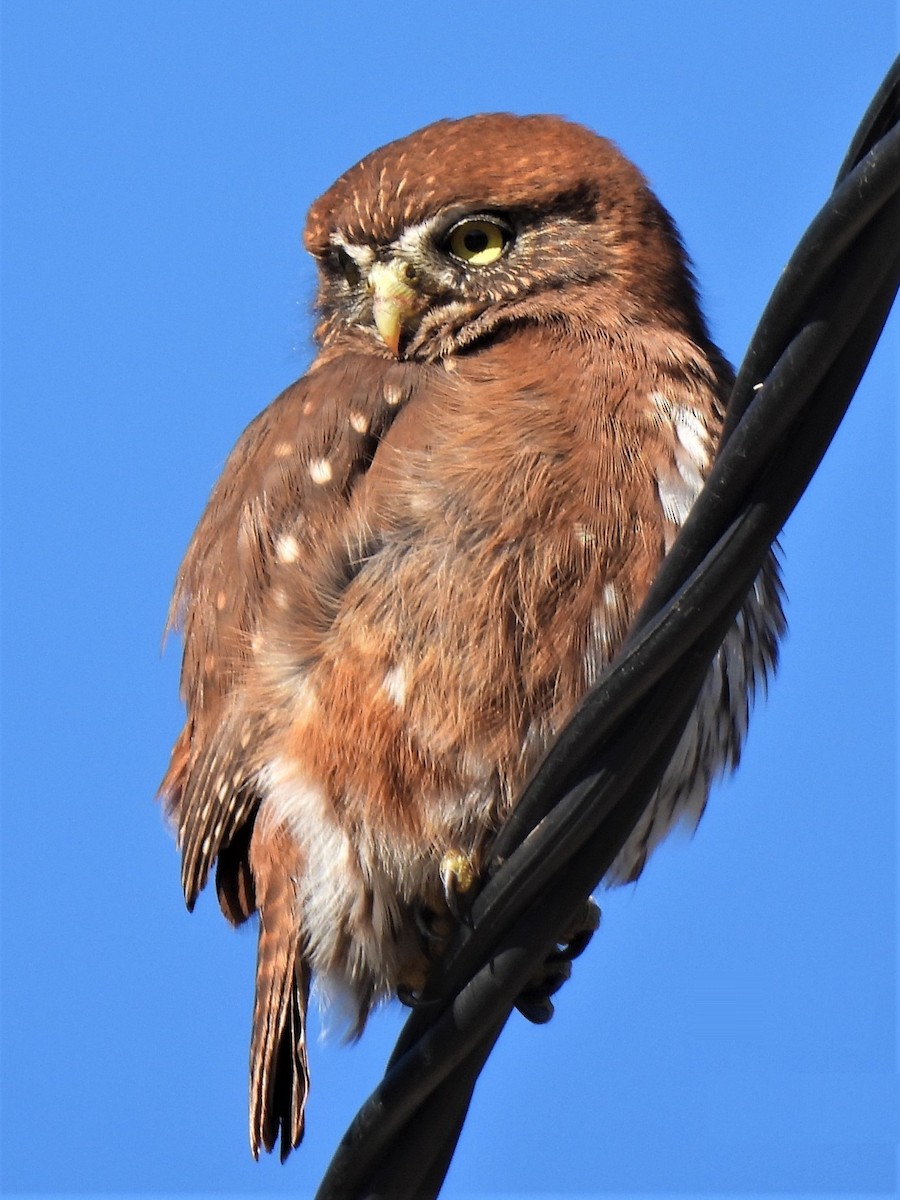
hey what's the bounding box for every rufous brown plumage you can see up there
[160,113,784,1160]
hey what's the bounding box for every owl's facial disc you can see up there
[328,213,516,358]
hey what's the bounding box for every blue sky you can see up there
[1,3,896,1197]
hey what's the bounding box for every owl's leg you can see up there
[400,854,474,985]
[515,896,601,1024]
[396,905,451,1008]
[396,850,479,1006]
[401,891,600,1019]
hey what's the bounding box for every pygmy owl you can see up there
[161,114,784,1160]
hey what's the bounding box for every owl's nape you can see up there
[161,112,784,1160]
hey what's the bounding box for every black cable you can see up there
[316,55,900,1200]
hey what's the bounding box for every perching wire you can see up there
[315,56,900,1200]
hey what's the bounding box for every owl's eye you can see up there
[444,218,511,266]
[334,246,361,287]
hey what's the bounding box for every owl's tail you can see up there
[249,864,310,1162]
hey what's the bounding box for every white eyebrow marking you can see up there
[327,235,375,269]
[349,412,369,433]
[394,214,444,256]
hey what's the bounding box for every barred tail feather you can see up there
[249,874,310,1161]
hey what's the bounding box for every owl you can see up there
[161,114,784,1161]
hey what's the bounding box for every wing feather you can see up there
[160,358,420,914]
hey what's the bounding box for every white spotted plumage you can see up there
[161,113,785,1162]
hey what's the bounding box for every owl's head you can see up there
[304,114,706,361]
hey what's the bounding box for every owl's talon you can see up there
[440,849,478,926]
[396,982,441,1010]
[396,983,418,1007]
[549,897,601,963]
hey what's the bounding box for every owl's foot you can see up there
[397,898,459,1007]
[414,902,455,946]
[439,849,478,925]
[515,897,601,1025]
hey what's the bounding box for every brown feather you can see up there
[215,812,258,925]
[160,113,785,1159]
[248,829,309,1160]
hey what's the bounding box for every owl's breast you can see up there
[257,331,691,853]
[246,325,755,1010]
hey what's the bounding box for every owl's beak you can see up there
[367,260,422,357]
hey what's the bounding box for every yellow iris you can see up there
[446,219,508,265]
